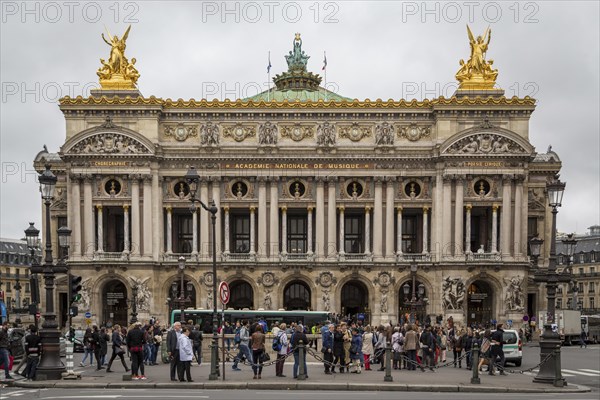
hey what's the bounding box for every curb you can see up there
[7,380,592,393]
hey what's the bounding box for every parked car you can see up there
[491,328,522,367]
[63,329,85,352]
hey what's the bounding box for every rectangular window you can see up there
[579,268,584,275]
[590,297,595,310]
[25,283,30,293]
[344,213,364,253]
[175,214,193,253]
[591,267,596,274]
[556,298,562,309]
[527,217,538,255]
[590,282,595,293]
[402,215,418,253]
[591,252,596,262]
[579,254,585,263]
[578,282,584,293]
[566,298,572,309]
[232,213,250,253]
[287,214,307,253]
[57,216,68,258]
[557,286,563,294]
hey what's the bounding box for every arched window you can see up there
[340,281,368,320]
[229,280,254,309]
[284,281,311,310]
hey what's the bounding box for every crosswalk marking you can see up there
[579,368,600,375]
[562,368,600,377]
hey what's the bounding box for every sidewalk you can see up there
[5,354,591,393]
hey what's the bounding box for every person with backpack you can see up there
[391,326,404,370]
[250,325,266,379]
[190,325,203,365]
[232,320,252,371]
[274,323,288,377]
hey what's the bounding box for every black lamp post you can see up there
[561,234,579,311]
[185,166,219,380]
[533,174,572,387]
[25,222,41,330]
[29,165,69,379]
[529,236,543,269]
[177,256,190,323]
[402,261,426,324]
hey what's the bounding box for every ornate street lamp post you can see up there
[24,223,41,330]
[29,165,70,379]
[402,261,426,324]
[176,256,193,323]
[561,234,579,310]
[185,166,219,380]
[533,174,572,387]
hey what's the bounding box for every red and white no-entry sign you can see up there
[218,281,230,305]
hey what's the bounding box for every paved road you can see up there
[520,343,600,391]
[1,388,599,400]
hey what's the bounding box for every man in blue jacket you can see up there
[321,324,334,374]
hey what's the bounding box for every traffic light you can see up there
[69,274,82,305]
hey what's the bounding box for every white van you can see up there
[491,329,522,367]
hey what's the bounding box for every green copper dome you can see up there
[243,33,352,103]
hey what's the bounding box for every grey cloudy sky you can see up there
[1,0,598,239]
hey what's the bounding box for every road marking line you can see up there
[578,368,600,375]
[531,369,575,377]
[562,369,599,376]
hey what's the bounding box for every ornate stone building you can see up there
[33,29,562,329]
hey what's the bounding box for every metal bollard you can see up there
[384,343,393,382]
[471,343,480,384]
[298,340,307,380]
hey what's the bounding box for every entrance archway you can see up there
[341,281,369,321]
[102,280,128,327]
[467,280,494,327]
[229,280,254,310]
[398,279,428,325]
[283,281,311,310]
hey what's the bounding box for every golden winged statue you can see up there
[455,25,498,90]
[97,25,139,90]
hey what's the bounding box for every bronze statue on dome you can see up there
[285,33,310,72]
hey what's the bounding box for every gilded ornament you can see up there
[399,124,431,141]
[164,124,198,142]
[455,25,499,90]
[223,123,255,142]
[280,124,314,141]
[338,123,371,142]
[97,25,140,90]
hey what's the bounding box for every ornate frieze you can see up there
[200,121,220,146]
[374,122,395,145]
[316,121,336,147]
[504,275,525,311]
[338,123,372,142]
[373,271,394,288]
[442,276,465,310]
[257,271,279,287]
[280,124,314,142]
[163,124,198,142]
[446,133,527,155]
[315,271,337,288]
[398,123,431,141]
[69,133,151,155]
[129,276,152,312]
[222,123,255,142]
[258,121,278,145]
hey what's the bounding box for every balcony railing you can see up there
[467,252,502,261]
[93,251,129,261]
[162,253,198,262]
[280,252,315,262]
[396,253,431,262]
[222,252,256,262]
[338,253,373,262]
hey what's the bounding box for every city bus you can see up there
[581,315,600,343]
[170,309,331,332]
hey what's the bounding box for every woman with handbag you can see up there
[250,325,265,379]
[80,328,94,367]
[106,324,130,373]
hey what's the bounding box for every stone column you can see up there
[258,178,267,258]
[152,170,161,260]
[307,206,314,255]
[315,179,325,259]
[83,176,94,257]
[165,206,173,254]
[422,206,429,254]
[338,206,345,255]
[71,175,81,256]
[281,206,288,256]
[500,175,512,256]
[373,178,383,258]
[96,205,103,253]
[223,206,230,255]
[123,204,130,254]
[442,176,453,257]
[200,179,209,256]
[465,204,472,254]
[327,179,337,258]
[385,178,395,258]
[250,206,256,255]
[454,176,464,255]
[142,175,153,257]
[192,207,198,255]
[269,179,279,259]
[396,206,403,256]
[211,178,221,257]
[514,178,523,257]
[130,176,140,256]
[365,206,372,255]
[492,204,499,253]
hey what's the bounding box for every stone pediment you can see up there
[62,125,154,156]
[442,129,533,156]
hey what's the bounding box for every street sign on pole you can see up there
[84,311,92,319]
[218,281,230,305]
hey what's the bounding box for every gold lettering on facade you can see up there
[223,162,370,170]
[464,161,504,167]
[93,161,129,167]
